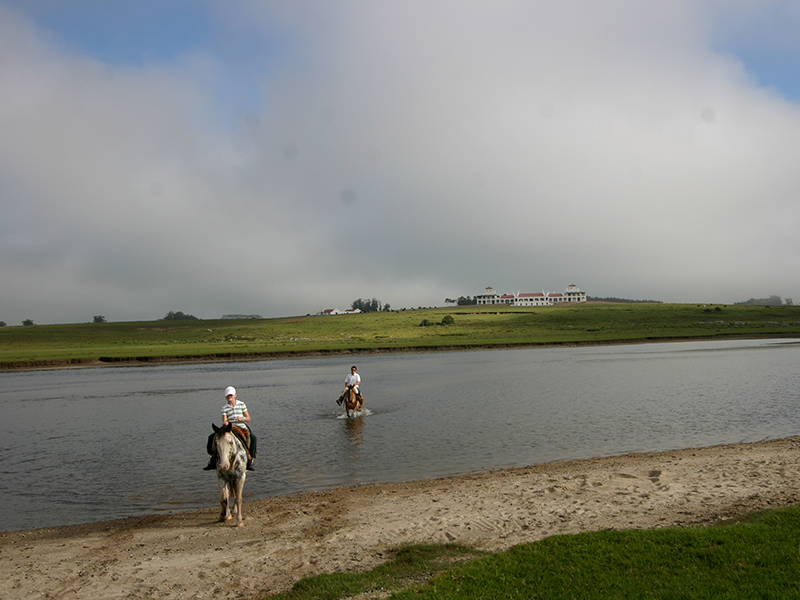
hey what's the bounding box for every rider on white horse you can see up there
[204,386,257,471]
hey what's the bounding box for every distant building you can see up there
[317,308,362,315]
[475,284,587,306]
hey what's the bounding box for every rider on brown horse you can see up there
[337,365,364,406]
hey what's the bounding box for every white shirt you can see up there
[222,400,249,430]
[345,373,361,386]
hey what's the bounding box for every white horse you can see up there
[212,423,247,527]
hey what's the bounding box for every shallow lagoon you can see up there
[2,338,799,532]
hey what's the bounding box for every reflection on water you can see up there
[2,338,800,532]
[342,416,365,477]
[344,415,364,448]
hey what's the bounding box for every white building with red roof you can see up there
[317,308,362,315]
[475,284,586,306]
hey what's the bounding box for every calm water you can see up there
[2,339,799,532]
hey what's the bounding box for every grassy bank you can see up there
[2,303,800,367]
[273,505,800,599]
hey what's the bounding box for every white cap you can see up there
[224,386,236,397]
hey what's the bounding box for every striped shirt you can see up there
[222,400,249,430]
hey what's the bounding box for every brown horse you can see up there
[343,386,364,418]
[212,423,247,526]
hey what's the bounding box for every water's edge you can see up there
[6,434,798,535]
[2,334,794,372]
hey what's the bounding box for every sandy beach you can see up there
[2,436,799,599]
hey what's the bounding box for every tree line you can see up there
[444,296,478,306]
[587,296,662,303]
[734,295,794,306]
[351,298,390,312]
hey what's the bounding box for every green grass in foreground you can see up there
[270,505,800,599]
[2,303,800,365]
[268,545,486,600]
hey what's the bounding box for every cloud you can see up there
[1,1,800,324]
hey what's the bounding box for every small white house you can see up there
[317,308,362,315]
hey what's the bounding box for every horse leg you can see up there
[219,482,232,522]
[232,477,246,527]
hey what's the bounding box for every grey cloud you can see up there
[2,1,800,324]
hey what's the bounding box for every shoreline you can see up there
[3,436,800,599]
[2,334,795,372]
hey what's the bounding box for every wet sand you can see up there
[2,436,799,599]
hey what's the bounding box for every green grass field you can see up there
[2,303,800,367]
[271,505,800,599]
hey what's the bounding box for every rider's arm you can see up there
[241,410,251,423]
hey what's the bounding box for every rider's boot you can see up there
[246,457,256,471]
[203,455,217,470]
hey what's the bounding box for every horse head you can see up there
[212,422,233,435]
[344,386,363,417]
[213,423,240,472]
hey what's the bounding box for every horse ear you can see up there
[212,423,220,433]
[224,423,233,432]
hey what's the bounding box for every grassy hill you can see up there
[2,302,800,368]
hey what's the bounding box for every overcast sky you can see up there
[2,1,800,324]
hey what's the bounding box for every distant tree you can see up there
[22,319,34,326]
[456,296,477,306]
[441,315,455,325]
[444,298,457,306]
[161,310,198,320]
[351,298,384,313]
[0,321,6,327]
[587,296,662,303]
[733,295,785,306]
[786,298,794,306]
[383,303,391,311]
[93,315,106,323]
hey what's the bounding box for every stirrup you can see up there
[203,457,216,470]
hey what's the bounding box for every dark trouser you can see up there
[207,431,257,457]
